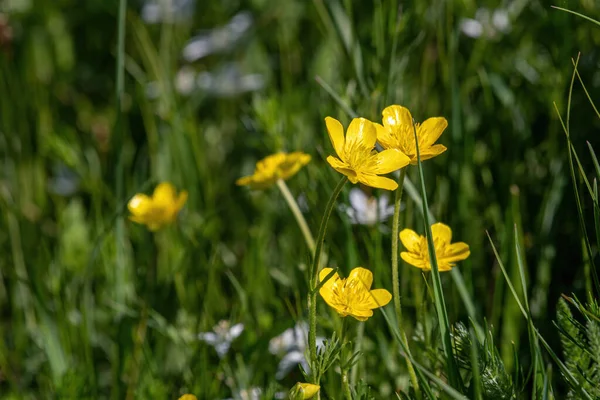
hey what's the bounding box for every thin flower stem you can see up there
[277,179,316,254]
[391,167,421,398]
[340,318,352,400]
[309,176,347,383]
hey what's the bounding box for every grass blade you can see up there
[412,120,462,391]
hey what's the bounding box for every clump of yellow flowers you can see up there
[128,182,188,231]
[319,267,392,321]
[400,222,470,271]
[236,152,311,189]
[325,117,410,190]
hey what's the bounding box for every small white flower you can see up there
[198,320,244,358]
[269,322,324,379]
[492,9,511,33]
[196,64,264,97]
[182,11,252,62]
[341,188,395,226]
[175,66,197,95]
[141,0,195,24]
[459,18,483,38]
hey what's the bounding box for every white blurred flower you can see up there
[198,320,244,358]
[269,322,324,380]
[196,64,264,97]
[224,387,261,400]
[182,11,252,62]
[224,388,285,400]
[492,9,511,33]
[459,18,483,38]
[460,7,511,39]
[341,188,395,226]
[141,0,195,24]
[175,66,197,95]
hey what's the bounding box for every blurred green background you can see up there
[1,0,600,398]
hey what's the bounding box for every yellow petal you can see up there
[236,175,254,186]
[178,395,198,400]
[318,268,340,306]
[366,288,392,309]
[382,105,412,132]
[374,122,395,150]
[347,267,373,290]
[319,267,338,282]
[399,229,422,253]
[325,117,346,159]
[431,222,452,244]
[419,117,447,146]
[347,306,374,321]
[345,118,377,151]
[413,144,447,163]
[176,191,188,211]
[327,156,359,183]
[372,149,410,174]
[401,251,429,270]
[358,174,398,191]
[153,182,177,205]
[297,383,320,399]
[440,242,470,263]
[128,194,151,216]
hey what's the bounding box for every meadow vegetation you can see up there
[1,0,600,398]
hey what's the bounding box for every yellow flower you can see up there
[178,395,197,400]
[319,267,392,321]
[375,105,448,164]
[236,152,311,189]
[127,182,188,231]
[325,117,410,190]
[400,222,470,271]
[289,383,320,399]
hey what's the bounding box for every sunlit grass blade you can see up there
[469,325,483,400]
[314,75,358,118]
[487,232,594,399]
[514,224,547,391]
[113,0,129,306]
[412,120,462,390]
[379,309,467,400]
[552,54,600,298]
[402,172,483,341]
[551,6,600,27]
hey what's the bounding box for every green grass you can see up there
[1,0,600,398]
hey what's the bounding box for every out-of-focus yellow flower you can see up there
[325,117,410,191]
[400,222,470,271]
[127,182,188,231]
[236,152,311,189]
[289,382,320,399]
[375,105,447,164]
[319,267,392,321]
[178,395,197,400]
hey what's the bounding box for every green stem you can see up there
[277,179,316,254]
[308,176,347,382]
[391,167,420,398]
[412,120,462,390]
[340,318,352,400]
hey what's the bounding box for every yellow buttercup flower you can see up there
[178,395,197,400]
[236,152,311,189]
[319,267,392,321]
[400,222,470,271]
[325,117,410,191]
[289,383,320,399]
[127,182,188,231]
[375,105,448,164]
